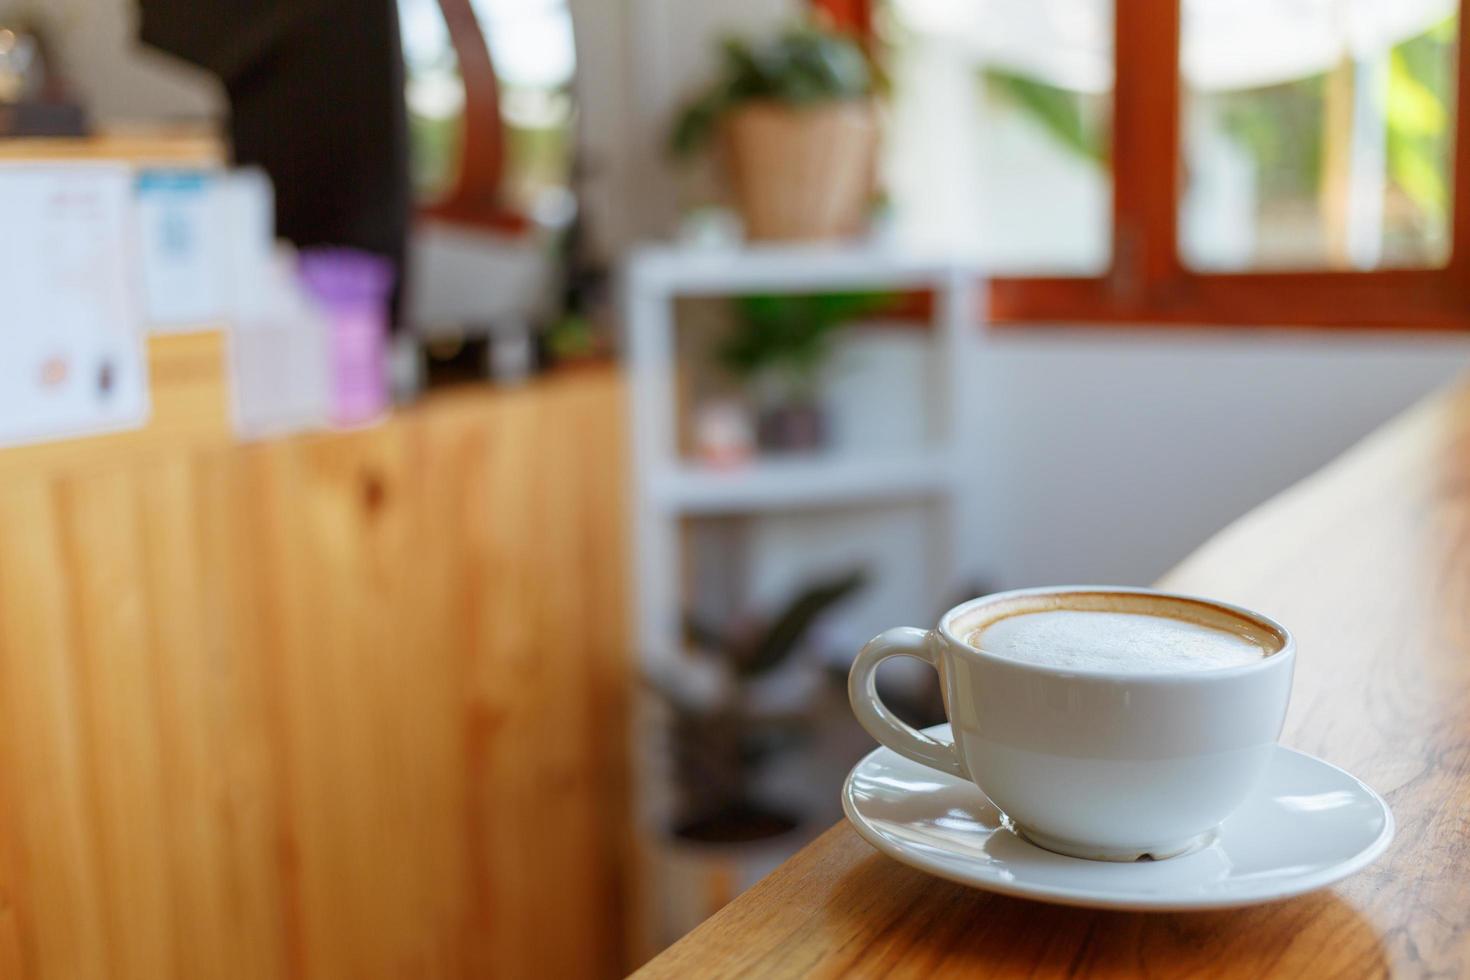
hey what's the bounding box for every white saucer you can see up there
[842,726,1394,911]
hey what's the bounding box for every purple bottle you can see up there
[297,248,395,426]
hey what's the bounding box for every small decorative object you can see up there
[407,318,543,393]
[487,316,537,384]
[542,171,614,367]
[0,23,87,136]
[386,332,425,404]
[230,248,333,439]
[693,398,756,468]
[544,313,599,363]
[670,26,882,242]
[419,331,490,388]
[298,248,395,427]
[0,25,42,103]
[648,568,867,845]
[720,291,892,452]
[676,205,743,249]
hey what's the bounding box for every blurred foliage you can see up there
[407,110,462,201]
[719,291,895,391]
[501,85,577,211]
[670,25,881,159]
[978,16,1456,256]
[546,313,597,359]
[406,77,574,208]
[1217,77,1325,202]
[652,568,868,839]
[1386,16,1456,231]
[697,568,868,680]
[1217,16,1456,251]
[984,70,1108,164]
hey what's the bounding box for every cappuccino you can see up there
[965,593,1279,673]
[853,587,1295,860]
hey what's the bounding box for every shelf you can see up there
[628,243,960,297]
[624,237,978,667]
[651,452,957,514]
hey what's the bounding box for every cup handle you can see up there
[848,627,966,779]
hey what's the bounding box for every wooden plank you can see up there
[1111,0,1180,297]
[0,368,632,978]
[54,469,176,980]
[0,479,111,979]
[1448,5,1470,291]
[635,822,1394,979]
[990,269,1470,329]
[192,452,295,980]
[635,381,1470,978]
[0,130,225,166]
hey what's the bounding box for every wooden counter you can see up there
[0,368,632,979]
[0,127,225,166]
[636,383,1470,978]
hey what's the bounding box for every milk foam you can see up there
[968,609,1268,673]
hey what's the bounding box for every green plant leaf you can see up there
[1389,137,1447,215]
[985,69,1105,164]
[735,568,867,678]
[682,612,726,651]
[1385,19,1454,228]
[718,291,894,382]
[1387,49,1446,137]
[670,88,728,159]
[666,23,877,159]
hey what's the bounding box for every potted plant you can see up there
[649,569,866,839]
[720,291,891,452]
[671,26,882,242]
[644,573,987,939]
[644,568,865,940]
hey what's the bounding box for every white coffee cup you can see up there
[848,586,1295,861]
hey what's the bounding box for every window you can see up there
[836,0,1470,327]
[1180,2,1457,273]
[398,0,577,231]
[400,0,465,201]
[883,0,1112,274]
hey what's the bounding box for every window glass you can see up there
[472,0,578,223]
[398,0,577,223]
[882,0,1113,274]
[400,0,464,202]
[1180,0,1458,271]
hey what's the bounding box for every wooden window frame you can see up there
[819,0,1470,329]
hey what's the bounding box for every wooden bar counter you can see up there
[0,368,632,979]
[637,384,1470,978]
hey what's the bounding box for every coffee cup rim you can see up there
[937,585,1295,682]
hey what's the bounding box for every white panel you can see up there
[967,329,1470,588]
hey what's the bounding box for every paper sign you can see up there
[0,164,149,448]
[216,172,332,438]
[136,169,227,326]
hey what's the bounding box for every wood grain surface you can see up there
[636,383,1470,979]
[0,129,225,166]
[0,368,632,979]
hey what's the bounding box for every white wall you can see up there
[3,0,224,122]
[968,329,1470,587]
[733,326,1470,648]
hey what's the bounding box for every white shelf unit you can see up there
[624,243,981,668]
